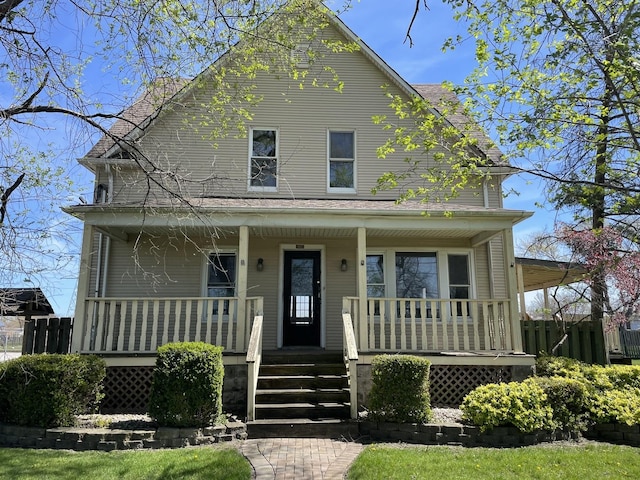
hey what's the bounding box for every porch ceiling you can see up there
[516,257,588,292]
[249,226,501,239]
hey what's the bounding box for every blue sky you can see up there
[23,0,556,316]
[340,0,555,242]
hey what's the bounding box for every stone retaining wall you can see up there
[359,421,579,447]
[1,420,638,450]
[586,423,640,447]
[0,421,247,451]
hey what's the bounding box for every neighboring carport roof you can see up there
[0,288,55,316]
[516,257,588,292]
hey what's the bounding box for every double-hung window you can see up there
[366,254,385,315]
[207,252,236,315]
[249,128,278,190]
[328,130,355,192]
[448,254,471,316]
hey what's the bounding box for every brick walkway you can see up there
[241,438,363,480]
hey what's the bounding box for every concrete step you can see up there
[257,375,348,390]
[246,418,359,439]
[262,351,344,364]
[259,363,347,376]
[256,388,350,404]
[255,402,351,420]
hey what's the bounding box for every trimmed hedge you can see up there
[148,342,224,427]
[0,354,105,428]
[368,354,431,424]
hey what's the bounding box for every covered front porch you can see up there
[68,198,534,416]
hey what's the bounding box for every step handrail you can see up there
[246,314,264,422]
[342,312,358,419]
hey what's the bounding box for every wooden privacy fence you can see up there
[22,317,73,354]
[522,319,606,365]
[619,327,640,359]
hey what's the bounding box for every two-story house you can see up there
[64,1,534,423]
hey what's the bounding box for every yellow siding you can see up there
[107,23,493,205]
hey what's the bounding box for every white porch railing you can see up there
[78,297,263,354]
[343,297,513,352]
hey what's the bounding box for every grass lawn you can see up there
[0,446,252,480]
[347,443,640,480]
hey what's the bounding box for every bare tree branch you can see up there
[405,0,429,47]
[0,0,24,23]
[0,173,25,225]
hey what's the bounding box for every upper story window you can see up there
[249,128,278,191]
[291,43,310,69]
[328,130,356,192]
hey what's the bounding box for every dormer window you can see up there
[249,128,278,191]
[291,43,310,68]
[328,130,356,193]
[94,183,109,204]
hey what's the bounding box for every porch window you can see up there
[395,252,439,299]
[328,130,355,191]
[366,255,385,298]
[366,254,385,315]
[395,252,439,317]
[207,252,236,314]
[249,128,278,190]
[448,254,470,315]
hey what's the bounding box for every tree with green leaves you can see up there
[0,0,352,296]
[378,0,640,321]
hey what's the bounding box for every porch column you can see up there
[71,224,95,353]
[503,228,524,353]
[516,263,526,320]
[236,225,249,351]
[357,227,368,350]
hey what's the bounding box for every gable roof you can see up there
[80,2,503,167]
[84,78,188,159]
[412,84,504,164]
[0,288,55,316]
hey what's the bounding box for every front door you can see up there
[283,250,321,347]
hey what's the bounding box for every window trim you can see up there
[248,127,279,192]
[202,249,238,319]
[327,129,356,194]
[366,248,476,322]
[366,248,476,301]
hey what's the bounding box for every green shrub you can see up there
[535,357,640,427]
[530,376,589,431]
[368,354,431,424]
[461,378,555,433]
[536,355,586,380]
[588,388,640,426]
[148,342,224,427]
[0,354,105,428]
[582,365,640,390]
